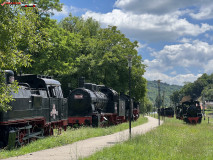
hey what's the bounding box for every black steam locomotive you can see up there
[175,98,202,124]
[68,77,140,127]
[182,100,202,124]
[0,70,68,148]
[159,107,174,117]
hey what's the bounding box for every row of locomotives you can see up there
[67,77,134,127]
[182,100,202,124]
[159,107,174,117]
[0,70,68,149]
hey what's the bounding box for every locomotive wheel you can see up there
[44,125,53,136]
[49,127,54,136]
[30,125,40,142]
[18,131,25,146]
[198,118,202,124]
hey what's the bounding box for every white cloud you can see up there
[170,71,177,75]
[143,40,213,85]
[82,9,213,42]
[148,40,213,71]
[135,42,147,52]
[204,60,213,74]
[114,0,197,15]
[115,0,213,20]
[190,4,213,20]
[53,5,88,17]
[144,71,202,86]
[53,5,69,17]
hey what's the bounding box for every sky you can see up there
[52,0,213,86]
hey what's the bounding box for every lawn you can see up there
[84,116,213,160]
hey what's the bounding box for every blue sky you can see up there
[52,0,213,86]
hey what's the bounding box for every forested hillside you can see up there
[147,81,182,107]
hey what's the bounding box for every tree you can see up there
[0,5,43,111]
[170,90,181,105]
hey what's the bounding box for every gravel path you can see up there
[4,116,163,160]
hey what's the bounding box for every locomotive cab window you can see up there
[48,86,56,98]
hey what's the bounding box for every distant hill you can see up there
[147,80,182,107]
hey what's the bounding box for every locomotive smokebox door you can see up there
[92,114,100,127]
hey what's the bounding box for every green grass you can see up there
[0,116,147,159]
[84,117,213,160]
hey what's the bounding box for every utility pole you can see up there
[157,80,161,126]
[162,90,165,120]
[126,55,133,139]
[202,94,205,120]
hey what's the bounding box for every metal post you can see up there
[129,66,131,138]
[204,101,206,120]
[126,55,133,139]
[157,80,161,126]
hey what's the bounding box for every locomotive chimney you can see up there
[5,70,14,84]
[78,77,85,88]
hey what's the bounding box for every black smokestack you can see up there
[78,77,85,88]
[5,70,14,84]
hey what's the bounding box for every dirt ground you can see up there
[4,116,162,160]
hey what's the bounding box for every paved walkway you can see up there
[4,116,163,160]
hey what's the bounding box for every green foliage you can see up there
[201,84,213,101]
[170,90,181,105]
[0,5,41,111]
[0,76,19,111]
[170,73,213,104]
[58,15,146,102]
[147,81,182,107]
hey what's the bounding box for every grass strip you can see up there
[0,116,147,159]
[84,117,213,160]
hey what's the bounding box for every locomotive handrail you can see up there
[18,83,31,89]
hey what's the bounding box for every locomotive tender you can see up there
[0,70,68,148]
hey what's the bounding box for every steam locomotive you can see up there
[0,70,68,148]
[175,98,202,124]
[159,107,174,117]
[0,71,140,148]
[68,77,140,127]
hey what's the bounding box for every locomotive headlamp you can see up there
[126,55,133,68]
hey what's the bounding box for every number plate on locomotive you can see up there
[74,95,83,99]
